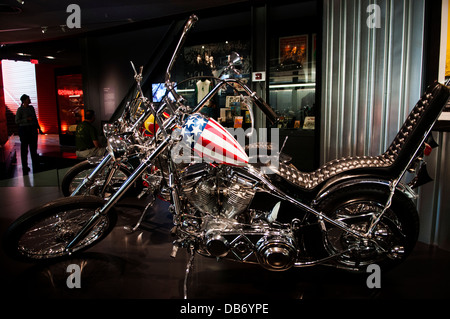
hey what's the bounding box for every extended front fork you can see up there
[65,136,171,252]
[70,154,113,197]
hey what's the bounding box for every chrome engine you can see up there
[181,163,257,219]
[179,163,298,271]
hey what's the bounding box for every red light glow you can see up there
[58,89,83,96]
[39,122,46,134]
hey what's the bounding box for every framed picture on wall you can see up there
[279,35,308,68]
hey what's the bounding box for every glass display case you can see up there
[172,40,253,130]
[269,34,316,130]
[267,1,319,171]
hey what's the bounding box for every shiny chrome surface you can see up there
[314,177,418,206]
[196,215,298,272]
[181,164,256,219]
[18,208,110,259]
[322,200,407,268]
[69,168,128,196]
[106,136,129,160]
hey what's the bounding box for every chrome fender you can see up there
[312,175,418,208]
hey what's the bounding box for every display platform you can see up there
[1,186,449,300]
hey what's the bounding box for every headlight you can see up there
[107,136,128,160]
[103,122,119,138]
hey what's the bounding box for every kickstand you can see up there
[124,195,155,233]
[183,246,195,299]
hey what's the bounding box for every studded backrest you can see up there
[381,81,450,174]
[274,82,450,191]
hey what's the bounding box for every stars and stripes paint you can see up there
[180,113,249,165]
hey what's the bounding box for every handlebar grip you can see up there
[254,96,278,124]
[185,15,199,33]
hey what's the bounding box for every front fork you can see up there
[65,136,171,252]
[70,154,113,196]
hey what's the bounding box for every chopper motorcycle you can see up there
[4,15,450,290]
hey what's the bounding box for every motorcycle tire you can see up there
[61,160,139,197]
[3,196,117,263]
[314,184,419,273]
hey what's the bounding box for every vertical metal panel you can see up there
[321,0,425,163]
[434,133,450,249]
[418,131,450,250]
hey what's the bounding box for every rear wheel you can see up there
[315,184,419,272]
[3,196,117,262]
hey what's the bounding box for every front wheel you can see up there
[314,184,419,272]
[3,196,117,262]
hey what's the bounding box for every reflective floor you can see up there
[1,136,449,301]
[0,134,77,188]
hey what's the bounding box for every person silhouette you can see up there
[15,94,42,174]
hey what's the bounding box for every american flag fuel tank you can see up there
[180,113,249,165]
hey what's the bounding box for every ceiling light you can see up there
[16,0,24,5]
[41,26,47,34]
[45,56,55,60]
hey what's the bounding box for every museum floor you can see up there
[0,135,449,301]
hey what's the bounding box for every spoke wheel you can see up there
[4,196,117,262]
[315,184,419,272]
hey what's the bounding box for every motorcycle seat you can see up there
[274,81,450,191]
